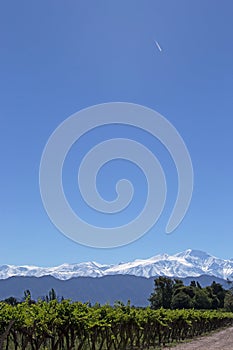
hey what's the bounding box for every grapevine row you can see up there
[0,300,232,349]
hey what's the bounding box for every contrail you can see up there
[155,40,162,52]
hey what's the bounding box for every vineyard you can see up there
[0,300,233,350]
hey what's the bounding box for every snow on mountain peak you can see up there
[175,249,211,259]
[0,250,233,281]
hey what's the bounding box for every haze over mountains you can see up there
[1,249,233,281]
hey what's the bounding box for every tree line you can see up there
[2,278,233,311]
[149,276,233,311]
[2,288,59,306]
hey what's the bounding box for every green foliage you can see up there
[192,289,211,309]
[3,297,18,306]
[149,277,229,310]
[0,301,232,349]
[224,291,233,312]
[171,291,192,309]
[23,289,31,301]
[149,276,174,309]
[210,281,226,308]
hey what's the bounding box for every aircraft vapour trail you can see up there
[155,40,162,52]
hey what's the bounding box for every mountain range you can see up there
[1,274,231,307]
[1,249,233,281]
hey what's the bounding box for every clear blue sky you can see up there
[1,1,233,266]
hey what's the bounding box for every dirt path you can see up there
[166,326,233,350]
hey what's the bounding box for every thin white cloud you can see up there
[155,40,162,52]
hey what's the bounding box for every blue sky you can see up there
[0,1,233,266]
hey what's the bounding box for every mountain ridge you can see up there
[0,274,231,306]
[1,249,233,281]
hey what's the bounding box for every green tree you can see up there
[23,289,31,301]
[171,291,192,309]
[3,297,18,306]
[149,277,174,309]
[210,281,226,308]
[173,286,195,299]
[190,281,197,288]
[192,289,211,309]
[45,288,57,302]
[224,291,233,312]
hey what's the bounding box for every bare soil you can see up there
[166,326,233,350]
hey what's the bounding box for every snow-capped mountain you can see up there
[1,249,233,281]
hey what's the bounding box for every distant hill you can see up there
[0,274,231,306]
